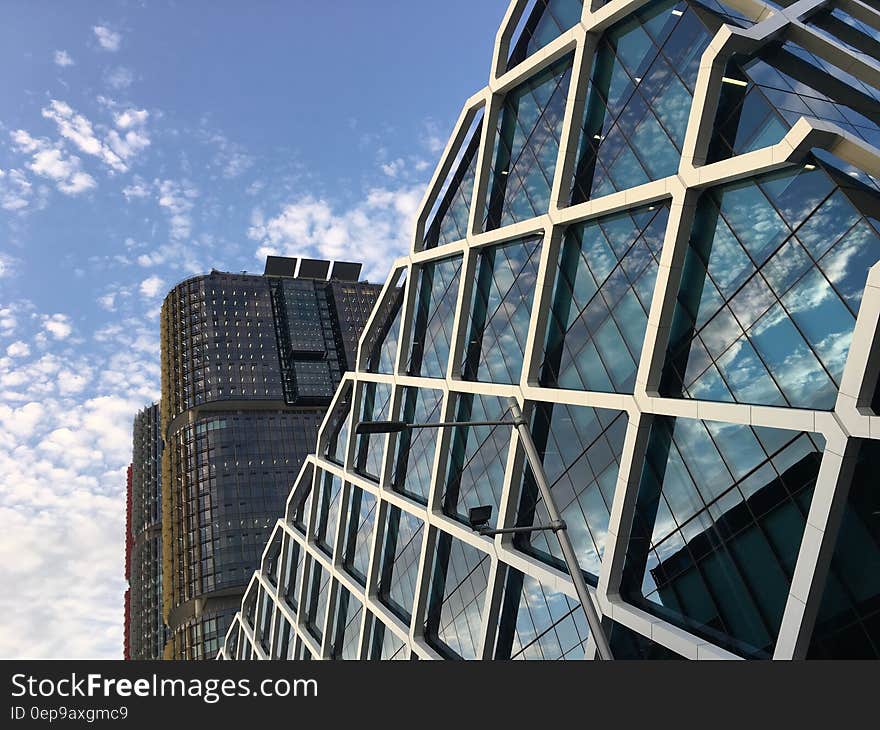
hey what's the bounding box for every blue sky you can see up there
[0,0,508,658]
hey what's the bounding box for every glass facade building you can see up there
[158,259,382,659]
[220,0,880,660]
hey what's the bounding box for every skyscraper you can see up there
[220,0,880,660]
[126,404,164,660]
[158,258,383,659]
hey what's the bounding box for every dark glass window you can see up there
[329,584,363,660]
[313,471,343,556]
[377,507,425,623]
[807,6,880,59]
[621,416,825,658]
[366,268,407,374]
[425,534,491,660]
[366,613,409,660]
[341,486,377,586]
[281,537,303,613]
[304,561,331,643]
[424,116,483,248]
[542,203,668,392]
[443,394,512,529]
[495,566,590,659]
[516,402,627,580]
[808,439,880,659]
[256,588,271,654]
[323,384,352,466]
[708,41,880,161]
[569,1,724,204]
[391,386,443,503]
[407,255,463,378]
[355,381,392,481]
[606,618,684,659]
[462,236,543,384]
[272,613,292,659]
[484,54,574,230]
[507,0,583,71]
[661,155,880,410]
[263,531,283,587]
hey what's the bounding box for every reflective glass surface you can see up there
[391,386,444,503]
[462,236,543,384]
[570,1,723,204]
[323,384,352,466]
[313,471,343,556]
[542,203,668,392]
[330,584,363,660]
[425,534,491,660]
[341,486,377,586]
[508,0,583,70]
[443,394,512,528]
[281,536,304,613]
[808,439,880,659]
[485,54,574,230]
[377,507,425,623]
[495,567,590,659]
[662,156,880,410]
[355,381,392,481]
[367,269,407,375]
[304,560,331,642]
[709,42,880,161]
[366,614,409,660]
[517,402,627,579]
[621,417,825,657]
[407,255,463,378]
[424,118,483,248]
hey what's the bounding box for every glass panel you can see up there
[391,386,444,503]
[313,471,343,556]
[271,612,292,660]
[425,534,491,660]
[495,567,590,659]
[424,116,483,248]
[330,584,363,660]
[304,560,331,643]
[341,486,377,586]
[407,255,463,378]
[485,54,574,229]
[508,0,584,70]
[542,202,668,392]
[621,416,825,658]
[570,1,723,204]
[443,394,512,528]
[323,385,352,466]
[709,40,880,161]
[366,613,409,660]
[607,618,684,659]
[377,507,425,623]
[366,268,407,374]
[355,381,392,481]
[808,439,880,659]
[281,537,304,613]
[462,236,543,384]
[517,402,627,580]
[662,156,880,410]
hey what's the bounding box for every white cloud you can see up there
[248,183,422,280]
[156,178,198,241]
[26,147,96,196]
[0,252,19,278]
[6,341,30,358]
[42,313,72,340]
[53,50,74,67]
[105,66,134,90]
[139,275,164,299]
[93,25,121,51]
[41,100,127,172]
[0,168,33,211]
[114,109,148,129]
[0,304,159,658]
